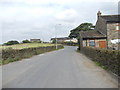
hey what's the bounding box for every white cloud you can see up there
[0,0,119,43]
[55,9,78,20]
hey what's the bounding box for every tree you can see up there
[69,23,95,38]
[52,39,57,44]
[22,40,31,43]
[4,40,19,45]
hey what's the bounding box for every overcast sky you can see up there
[0,0,119,43]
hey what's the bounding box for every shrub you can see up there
[52,39,57,44]
[22,40,31,43]
[4,40,19,45]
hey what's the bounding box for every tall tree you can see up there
[69,23,95,38]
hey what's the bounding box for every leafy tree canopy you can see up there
[69,23,95,38]
[4,40,19,45]
[51,39,57,44]
[22,40,31,43]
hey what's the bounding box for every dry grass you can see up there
[0,43,58,50]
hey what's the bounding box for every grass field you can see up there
[0,43,57,50]
[1,44,63,65]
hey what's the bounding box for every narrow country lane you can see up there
[2,46,118,88]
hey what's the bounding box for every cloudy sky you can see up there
[0,0,119,43]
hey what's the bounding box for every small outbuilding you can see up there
[80,30,107,48]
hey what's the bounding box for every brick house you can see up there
[79,11,120,50]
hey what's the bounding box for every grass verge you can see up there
[77,50,109,71]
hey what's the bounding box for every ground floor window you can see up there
[89,40,95,46]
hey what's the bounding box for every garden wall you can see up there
[81,47,120,76]
[2,45,63,64]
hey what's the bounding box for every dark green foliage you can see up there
[2,45,64,65]
[81,47,120,76]
[69,23,95,38]
[52,39,57,44]
[63,42,78,46]
[22,40,31,43]
[4,40,19,45]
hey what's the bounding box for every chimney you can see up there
[97,11,101,19]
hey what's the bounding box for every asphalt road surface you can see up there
[2,46,118,88]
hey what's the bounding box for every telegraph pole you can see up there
[55,37,57,49]
[55,24,61,49]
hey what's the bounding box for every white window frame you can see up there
[116,26,119,31]
[89,40,95,47]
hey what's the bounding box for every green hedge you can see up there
[81,47,120,76]
[2,45,63,65]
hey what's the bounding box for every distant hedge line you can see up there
[81,47,120,76]
[2,45,63,65]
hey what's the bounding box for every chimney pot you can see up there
[97,11,102,19]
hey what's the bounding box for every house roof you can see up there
[101,15,120,23]
[51,37,70,40]
[80,30,106,39]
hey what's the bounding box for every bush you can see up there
[4,40,19,45]
[52,39,57,44]
[22,40,31,43]
[81,47,120,76]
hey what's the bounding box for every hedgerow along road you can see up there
[2,46,118,88]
